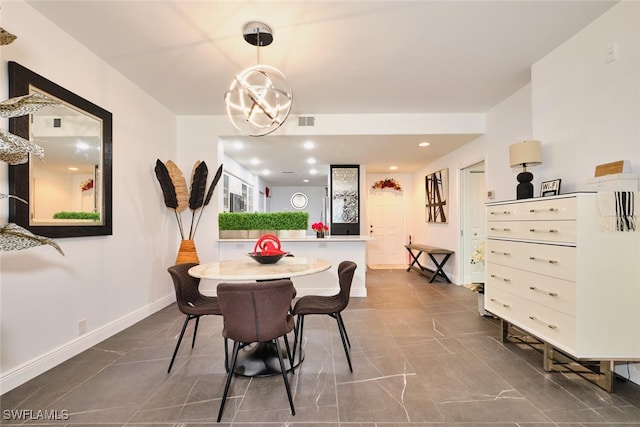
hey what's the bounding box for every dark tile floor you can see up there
[2,268,639,426]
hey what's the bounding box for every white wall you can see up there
[532,1,640,188]
[0,2,178,392]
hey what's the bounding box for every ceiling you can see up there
[25,0,617,186]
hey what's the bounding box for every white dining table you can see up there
[188,256,332,377]
[188,256,331,281]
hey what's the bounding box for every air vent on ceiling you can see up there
[298,116,315,127]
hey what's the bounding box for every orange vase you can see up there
[175,239,199,265]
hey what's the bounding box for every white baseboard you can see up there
[0,294,175,395]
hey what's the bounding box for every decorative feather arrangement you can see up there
[154,159,223,240]
[0,223,64,255]
[0,93,59,118]
[0,93,64,255]
[0,93,56,165]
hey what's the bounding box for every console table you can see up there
[405,243,454,283]
[485,193,640,391]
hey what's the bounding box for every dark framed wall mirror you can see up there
[8,62,112,238]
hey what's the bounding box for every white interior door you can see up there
[367,191,406,267]
[461,162,486,284]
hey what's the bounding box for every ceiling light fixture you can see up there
[224,21,293,137]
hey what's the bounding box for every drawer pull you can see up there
[529,208,559,213]
[490,211,512,215]
[529,256,558,264]
[490,250,511,256]
[529,286,558,297]
[529,228,558,233]
[490,274,511,282]
[528,316,557,329]
[490,227,511,232]
[489,298,510,308]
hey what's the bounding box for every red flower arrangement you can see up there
[372,178,402,191]
[311,222,329,232]
[81,178,94,192]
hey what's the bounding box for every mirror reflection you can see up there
[8,61,112,238]
[29,89,103,225]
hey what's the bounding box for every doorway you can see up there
[367,190,406,268]
[460,161,485,285]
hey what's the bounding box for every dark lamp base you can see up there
[516,171,534,199]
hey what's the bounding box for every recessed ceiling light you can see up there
[76,141,90,150]
[262,169,270,175]
[68,167,78,171]
[390,166,398,170]
[233,141,244,150]
[250,158,260,165]
[303,179,309,183]
[303,141,315,150]
[419,141,430,147]
[309,168,317,175]
[307,158,316,164]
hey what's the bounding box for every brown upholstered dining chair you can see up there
[292,260,357,372]
[166,262,223,374]
[216,279,296,422]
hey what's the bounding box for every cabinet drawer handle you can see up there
[529,256,558,264]
[489,298,510,308]
[490,274,511,282]
[490,211,512,215]
[528,316,557,329]
[490,250,511,256]
[529,228,558,233]
[529,208,559,213]
[490,227,511,232]
[529,286,558,297]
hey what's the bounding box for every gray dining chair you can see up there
[166,262,223,373]
[292,260,357,372]
[216,279,296,422]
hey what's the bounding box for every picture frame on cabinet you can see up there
[540,179,561,197]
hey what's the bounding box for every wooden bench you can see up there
[405,244,454,283]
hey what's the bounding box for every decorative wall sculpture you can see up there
[425,168,448,223]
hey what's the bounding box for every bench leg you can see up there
[427,253,452,283]
[406,249,423,272]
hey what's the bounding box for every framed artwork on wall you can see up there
[425,168,448,223]
[330,164,360,235]
[540,179,561,197]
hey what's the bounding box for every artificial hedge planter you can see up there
[218,211,309,239]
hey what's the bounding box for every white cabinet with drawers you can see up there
[486,193,640,365]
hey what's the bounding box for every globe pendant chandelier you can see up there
[225,22,293,137]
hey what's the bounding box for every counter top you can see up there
[218,235,373,242]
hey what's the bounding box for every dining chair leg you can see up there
[283,333,294,374]
[168,314,191,373]
[274,338,296,416]
[336,313,351,348]
[217,340,240,422]
[192,316,200,348]
[292,315,304,367]
[223,338,229,372]
[334,315,353,372]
